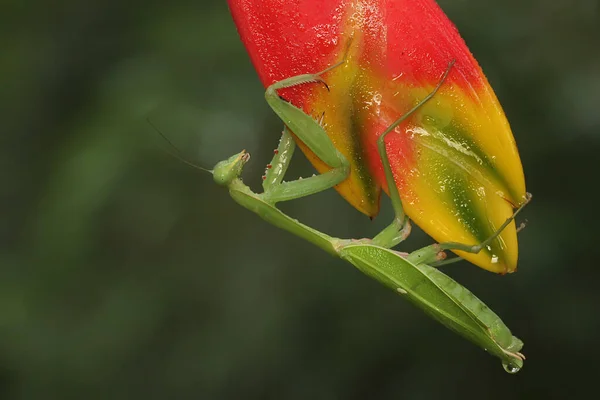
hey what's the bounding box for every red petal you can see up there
[227,0,527,272]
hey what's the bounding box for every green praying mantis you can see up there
[168,45,531,373]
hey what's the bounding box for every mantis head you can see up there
[213,150,250,186]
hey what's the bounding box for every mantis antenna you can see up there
[146,117,213,174]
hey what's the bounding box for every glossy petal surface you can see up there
[227,0,527,273]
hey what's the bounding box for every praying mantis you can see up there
[205,44,531,373]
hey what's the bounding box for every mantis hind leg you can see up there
[434,193,533,261]
[368,58,532,268]
[372,61,456,249]
[406,193,532,267]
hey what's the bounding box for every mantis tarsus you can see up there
[201,45,531,373]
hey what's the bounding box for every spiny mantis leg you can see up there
[262,127,296,192]
[407,194,532,267]
[261,126,342,202]
[372,61,456,249]
[261,48,351,204]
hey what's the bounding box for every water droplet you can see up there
[502,362,521,374]
[423,115,436,125]
[373,93,382,105]
[491,255,499,264]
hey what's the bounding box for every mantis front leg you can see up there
[261,58,350,204]
[260,58,458,249]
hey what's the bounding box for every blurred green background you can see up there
[2,0,599,398]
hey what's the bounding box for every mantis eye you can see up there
[213,151,250,186]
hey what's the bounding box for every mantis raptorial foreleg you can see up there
[261,56,351,204]
[262,127,295,191]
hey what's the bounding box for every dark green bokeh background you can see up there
[2,0,599,398]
